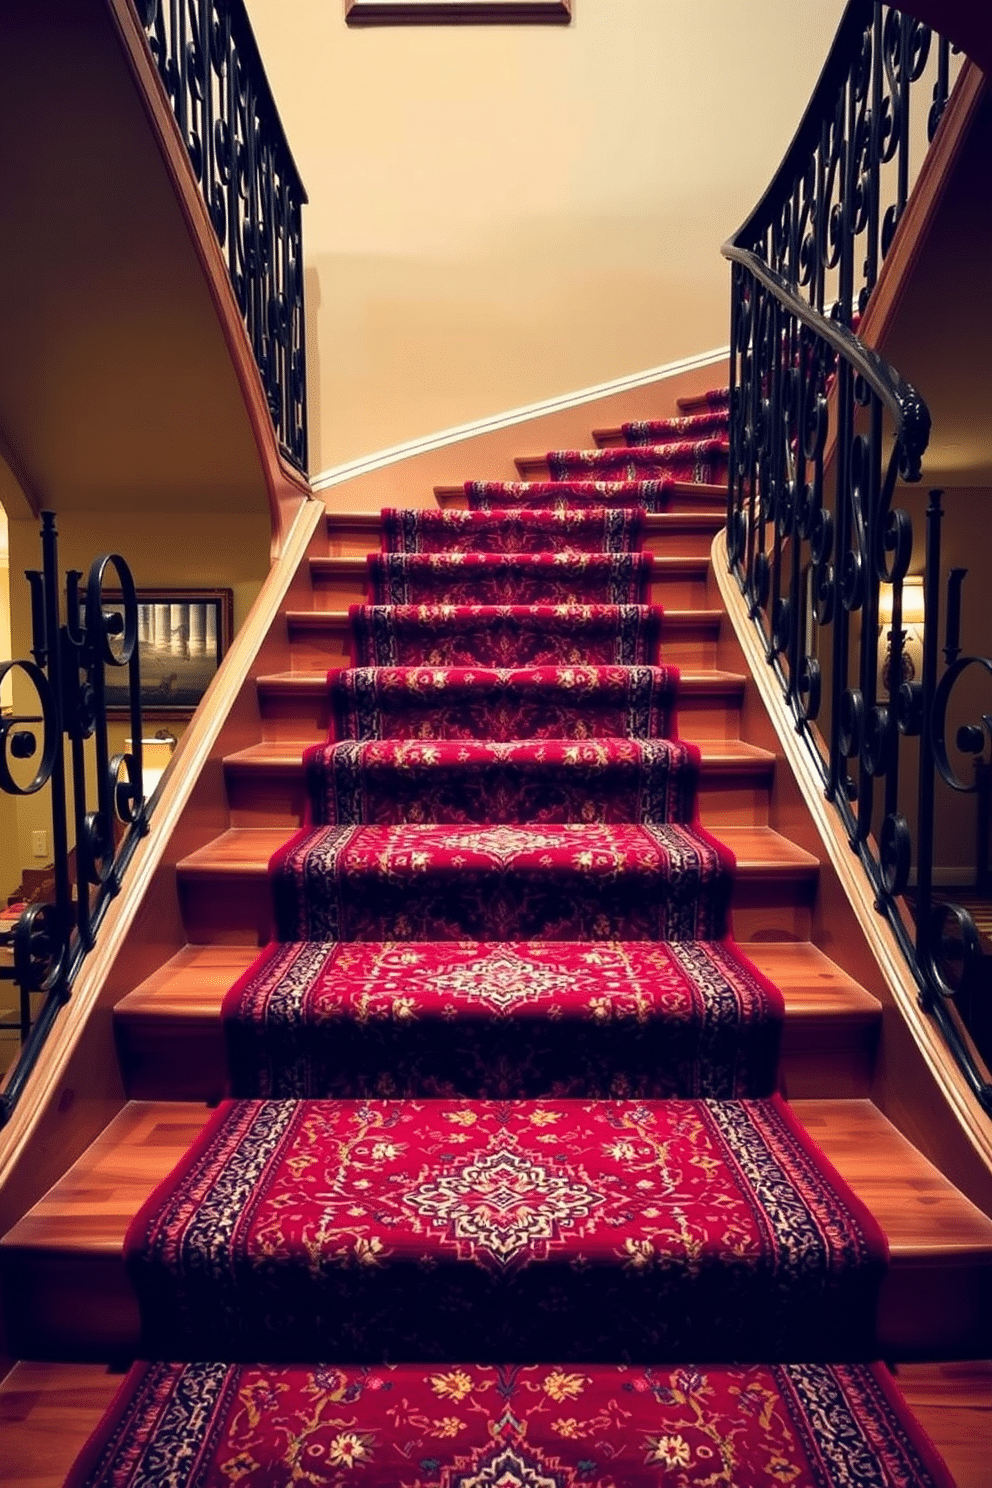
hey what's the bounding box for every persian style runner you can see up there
[381,505,646,553]
[66,1360,954,1488]
[366,552,654,605]
[83,388,958,1488]
[350,603,661,667]
[467,478,676,511]
[303,738,701,825]
[546,438,728,483]
[329,664,680,742]
[124,1096,887,1363]
[620,408,729,444]
[223,939,784,1100]
[270,821,735,942]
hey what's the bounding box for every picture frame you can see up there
[345,1,571,24]
[95,588,234,719]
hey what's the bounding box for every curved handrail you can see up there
[720,2,992,1113]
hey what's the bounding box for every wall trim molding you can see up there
[311,346,730,491]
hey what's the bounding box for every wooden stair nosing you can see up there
[112,937,879,1104]
[3,1098,989,1359]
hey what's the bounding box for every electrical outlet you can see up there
[32,829,48,858]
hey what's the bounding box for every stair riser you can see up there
[176,862,814,945]
[223,763,773,828]
[116,1015,876,1104]
[321,524,724,560]
[257,680,744,743]
[4,1245,987,1361]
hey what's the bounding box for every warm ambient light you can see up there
[878,577,925,627]
[878,577,925,691]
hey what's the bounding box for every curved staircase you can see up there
[2,391,991,1485]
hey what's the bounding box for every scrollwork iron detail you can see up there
[722,4,989,1113]
[0,515,152,1126]
[134,0,308,472]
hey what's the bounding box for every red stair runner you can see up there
[381,504,646,552]
[270,821,734,942]
[330,664,680,742]
[124,1096,886,1363]
[304,738,700,825]
[467,478,675,510]
[546,438,728,483]
[367,552,654,605]
[350,603,661,667]
[621,408,729,444]
[66,1359,954,1488]
[68,392,957,1486]
[223,939,783,1100]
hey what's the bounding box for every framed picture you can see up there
[95,589,234,719]
[345,1,570,23]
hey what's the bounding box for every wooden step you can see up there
[434,481,728,513]
[221,736,775,829]
[284,607,725,672]
[4,1098,989,1360]
[677,390,729,414]
[114,940,878,1104]
[2,1357,990,1488]
[256,666,747,744]
[305,554,713,609]
[745,942,880,1098]
[324,508,724,559]
[172,821,818,945]
[514,453,729,482]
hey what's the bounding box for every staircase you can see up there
[2,390,991,1483]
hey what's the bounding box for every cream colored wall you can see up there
[244,0,848,475]
[1,507,269,889]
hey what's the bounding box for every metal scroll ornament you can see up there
[0,514,150,1124]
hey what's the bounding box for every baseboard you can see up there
[312,347,729,492]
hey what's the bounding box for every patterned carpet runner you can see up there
[381,505,646,552]
[467,478,677,511]
[68,384,953,1484]
[66,1360,954,1488]
[223,939,783,1099]
[545,438,728,483]
[125,1096,885,1362]
[330,664,680,741]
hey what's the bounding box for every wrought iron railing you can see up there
[723,1,992,1111]
[132,0,309,473]
[0,516,151,1125]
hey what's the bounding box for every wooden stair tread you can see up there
[258,665,746,691]
[176,821,811,880]
[744,942,880,1019]
[1,1360,990,1488]
[116,944,259,1019]
[792,1100,992,1259]
[222,736,774,775]
[434,481,727,509]
[322,508,725,537]
[5,1097,989,1277]
[116,937,871,1028]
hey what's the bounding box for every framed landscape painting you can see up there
[346,1,571,23]
[97,588,234,719]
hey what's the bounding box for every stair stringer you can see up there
[709,526,992,1218]
[0,500,324,1247]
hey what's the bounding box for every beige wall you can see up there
[1,507,269,893]
[244,0,848,475]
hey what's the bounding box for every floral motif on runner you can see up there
[222,939,784,1101]
[124,1096,887,1363]
[329,665,679,743]
[350,604,661,668]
